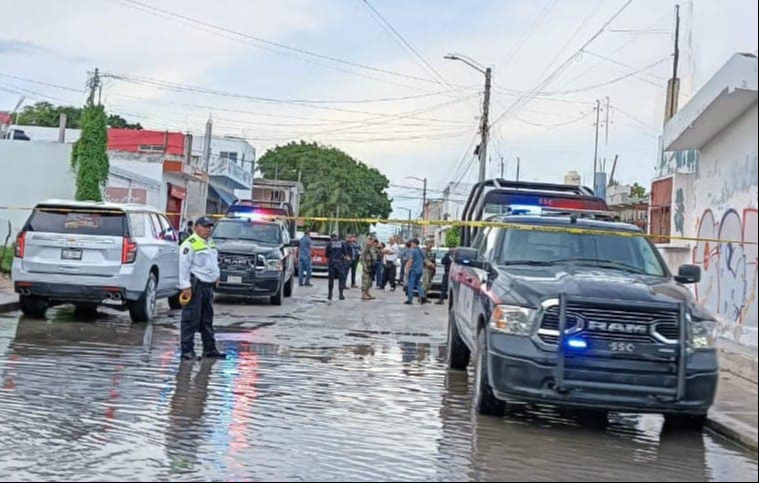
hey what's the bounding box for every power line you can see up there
[359,0,448,86]
[107,0,458,92]
[499,0,561,68]
[513,109,595,128]
[538,56,670,95]
[105,72,476,123]
[491,0,636,129]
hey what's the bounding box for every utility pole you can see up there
[500,156,505,179]
[516,157,521,183]
[201,116,213,216]
[87,69,102,107]
[664,4,682,123]
[479,67,493,183]
[593,99,602,191]
[604,96,611,147]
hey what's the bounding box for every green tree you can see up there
[16,102,82,128]
[258,142,392,235]
[15,102,142,130]
[631,182,648,199]
[107,114,143,130]
[445,228,461,248]
[71,105,109,201]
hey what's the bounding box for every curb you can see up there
[707,413,759,453]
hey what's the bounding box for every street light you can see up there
[445,53,492,183]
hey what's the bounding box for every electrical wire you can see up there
[358,0,449,86]
[107,0,460,92]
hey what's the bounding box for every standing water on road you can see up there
[0,288,755,482]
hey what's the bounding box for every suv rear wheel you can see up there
[20,295,48,319]
[447,309,470,370]
[474,329,506,417]
[129,273,158,323]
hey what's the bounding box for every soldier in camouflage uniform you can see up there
[361,237,379,301]
[422,239,437,303]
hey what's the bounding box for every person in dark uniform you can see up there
[437,248,454,305]
[327,233,351,302]
[179,217,226,361]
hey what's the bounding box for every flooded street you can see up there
[0,280,755,482]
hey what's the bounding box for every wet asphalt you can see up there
[0,278,756,482]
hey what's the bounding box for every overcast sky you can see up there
[1,0,757,221]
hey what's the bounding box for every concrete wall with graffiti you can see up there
[664,104,758,348]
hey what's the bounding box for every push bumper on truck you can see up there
[487,296,719,415]
[216,270,283,297]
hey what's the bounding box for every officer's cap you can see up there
[195,216,216,227]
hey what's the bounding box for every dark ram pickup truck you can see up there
[448,215,719,428]
[213,217,298,306]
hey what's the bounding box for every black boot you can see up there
[339,291,346,301]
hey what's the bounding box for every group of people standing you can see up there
[298,231,452,305]
[361,235,450,306]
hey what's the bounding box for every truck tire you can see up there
[664,414,707,431]
[271,277,285,306]
[20,295,48,319]
[168,294,183,311]
[474,329,506,417]
[447,309,471,370]
[129,273,158,323]
[284,275,294,298]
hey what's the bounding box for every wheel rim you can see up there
[147,278,157,317]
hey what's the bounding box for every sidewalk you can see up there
[708,372,758,453]
[0,277,18,313]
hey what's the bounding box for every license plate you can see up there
[227,276,243,285]
[607,342,638,354]
[315,257,323,262]
[61,249,83,261]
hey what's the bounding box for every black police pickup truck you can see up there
[448,180,718,428]
[213,216,298,305]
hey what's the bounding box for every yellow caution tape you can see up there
[1,206,756,246]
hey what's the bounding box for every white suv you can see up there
[12,200,183,322]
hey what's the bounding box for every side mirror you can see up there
[676,265,701,285]
[453,247,488,270]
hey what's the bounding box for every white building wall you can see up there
[661,104,758,347]
[0,141,76,241]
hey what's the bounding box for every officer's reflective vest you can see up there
[184,234,216,252]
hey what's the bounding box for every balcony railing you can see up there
[209,157,252,189]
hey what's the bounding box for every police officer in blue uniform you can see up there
[327,233,351,302]
[179,217,226,361]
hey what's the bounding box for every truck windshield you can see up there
[499,228,667,277]
[214,221,282,244]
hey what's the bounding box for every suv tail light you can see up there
[15,232,27,258]
[122,238,138,264]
